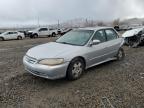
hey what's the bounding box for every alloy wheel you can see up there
[72,62,83,78]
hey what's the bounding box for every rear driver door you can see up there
[104,29,123,58]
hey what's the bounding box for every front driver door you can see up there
[9,32,16,39]
[87,30,110,67]
[7,32,13,39]
[39,28,48,36]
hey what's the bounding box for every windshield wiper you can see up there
[56,41,77,46]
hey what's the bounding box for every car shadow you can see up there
[4,60,119,91]
[86,60,115,72]
[6,72,71,89]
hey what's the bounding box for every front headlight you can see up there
[38,58,64,66]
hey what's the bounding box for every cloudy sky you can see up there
[0,0,143,27]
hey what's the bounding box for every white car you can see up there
[28,28,58,38]
[122,27,144,47]
[0,31,25,41]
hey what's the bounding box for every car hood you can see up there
[122,28,143,38]
[0,34,6,37]
[26,42,82,60]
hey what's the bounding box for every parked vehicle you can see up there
[122,27,144,47]
[23,27,125,80]
[62,28,72,35]
[19,30,29,37]
[57,28,72,35]
[28,27,57,38]
[114,25,120,31]
[0,31,25,41]
[57,29,62,35]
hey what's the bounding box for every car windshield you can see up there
[1,32,8,35]
[56,30,94,46]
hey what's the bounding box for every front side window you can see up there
[49,28,54,30]
[56,30,94,46]
[105,29,118,41]
[9,32,13,34]
[39,28,48,31]
[92,30,106,43]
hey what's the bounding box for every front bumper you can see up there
[23,56,69,80]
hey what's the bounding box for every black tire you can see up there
[52,32,56,37]
[17,36,22,40]
[0,37,4,41]
[33,34,38,38]
[116,48,125,60]
[140,39,144,46]
[66,58,85,80]
[30,35,34,38]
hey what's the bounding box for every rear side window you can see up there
[49,28,54,30]
[92,30,106,43]
[13,32,17,34]
[105,29,118,41]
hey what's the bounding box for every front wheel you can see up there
[52,33,56,37]
[66,58,85,80]
[116,48,125,60]
[33,34,38,38]
[0,37,4,41]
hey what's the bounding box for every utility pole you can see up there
[58,20,60,28]
[37,16,40,28]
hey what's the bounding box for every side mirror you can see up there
[91,39,101,45]
[89,39,101,46]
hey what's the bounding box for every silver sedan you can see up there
[23,27,125,80]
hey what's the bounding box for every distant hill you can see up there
[120,18,144,25]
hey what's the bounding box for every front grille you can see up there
[27,67,47,76]
[25,55,37,64]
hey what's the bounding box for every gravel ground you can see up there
[0,37,144,108]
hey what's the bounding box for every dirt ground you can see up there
[0,37,144,108]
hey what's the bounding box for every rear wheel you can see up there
[116,48,125,60]
[67,58,85,80]
[17,36,22,40]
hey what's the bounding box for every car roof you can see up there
[77,27,114,31]
[5,31,17,32]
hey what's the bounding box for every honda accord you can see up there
[23,27,125,80]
